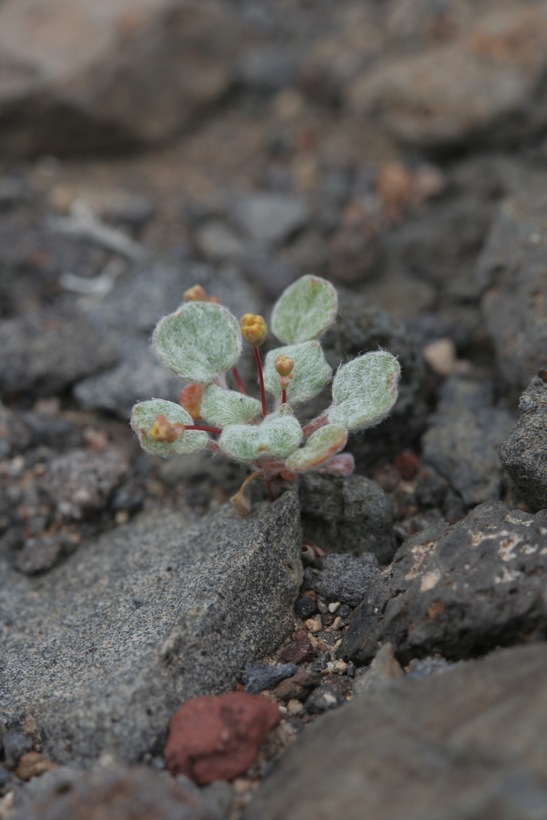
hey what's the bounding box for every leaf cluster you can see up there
[131,276,401,505]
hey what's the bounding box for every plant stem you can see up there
[185,423,222,435]
[254,347,267,417]
[281,388,287,405]
[302,413,328,438]
[230,470,262,515]
[231,366,248,395]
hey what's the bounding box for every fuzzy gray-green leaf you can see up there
[271,275,338,344]
[264,341,332,405]
[285,424,348,472]
[130,399,208,456]
[200,384,262,427]
[218,409,303,463]
[328,351,401,431]
[152,301,242,383]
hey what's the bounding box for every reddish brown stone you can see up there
[278,632,315,665]
[394,451,420,481]
[164,692,281,785]
[274,669,321,702]
[15,751,58,781]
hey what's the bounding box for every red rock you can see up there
[394,451,420,481]
[164,691,281,785]
[274,669,321,702]
[278,632,315,665]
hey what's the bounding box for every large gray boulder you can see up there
[477,186,547,389]
[0,493,302,764]
[0,0,238,157]
[499,375,547,511]
[341,500,547,664]
[245,643,547,820]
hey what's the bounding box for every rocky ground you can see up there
[1,0,547,818]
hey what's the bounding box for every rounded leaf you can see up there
[328,351,401,431]
[271,275,338,344]
[285,424,348,473]
[131,399,208,456]
[152,301,242,383]
[264,341,332,405]
[219,409,303,463]
[200,384,262,427]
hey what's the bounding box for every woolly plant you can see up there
[131,276,401,513]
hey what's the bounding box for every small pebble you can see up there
[328,601,341,613]
[305,685,345,714]
[294,596,318,620]
[242,663,297,694]
[287,699,304,716]
[305,616,322,634]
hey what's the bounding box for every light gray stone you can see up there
[0,492,302,764]
[245,643,547,820]
[0,0,239,157]
[348,4,547,149]
[230,192,309,245]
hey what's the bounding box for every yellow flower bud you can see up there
[148,415,184,443]
[240,314,267,347]
[183,285,208,302]
[274,354,294,378]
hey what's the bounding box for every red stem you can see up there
[254,347,267,417]
[231,366,248,395]
[302,413,328,438]
[185,423,222,435]
[281,388,287,405]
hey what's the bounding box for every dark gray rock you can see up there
[321,290,429,469]
[242,663,297,694]
[477,187,547,389]
[73,342,182,419]
[43,447,129,519]
[14,535,67,576]
[385,195,494,303]
[499,375,547,511]
[1,731,33,770]
[0,404,79,457]
[305,684,345,715]
[421,376,515,507]
[75,264,259,417]
[0,493,302,764]
[299,473,395,564]
[240,250,298,300]
[348,4,547,150]
[340,501,547,665]
[11,764,231,820]
[82,263,259,337]
[194,221,245,260]
[352,642,403,697]
[245,643,547,820]
[0,308,119,398]
[230,192,309,245]
[315,553,380,608]
[238,47,302,93]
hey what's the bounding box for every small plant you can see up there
[131,276,401,513]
